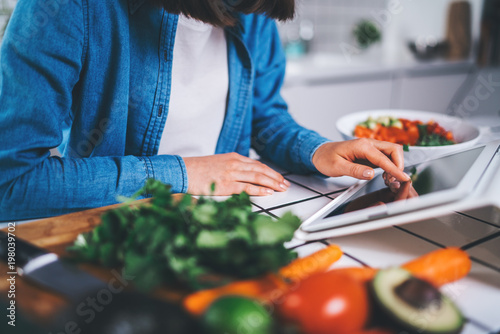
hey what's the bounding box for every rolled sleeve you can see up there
[143,155,188,194]
[297,134,332,174]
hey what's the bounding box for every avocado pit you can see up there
[394,276,442,309]
[370,267,464,334]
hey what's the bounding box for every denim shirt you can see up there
[0,0,329,220]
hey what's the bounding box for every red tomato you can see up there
[279,272,369,334]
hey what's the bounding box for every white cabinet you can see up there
[282,68,474,143]
[393,73,469,113]
[282,79,393,141]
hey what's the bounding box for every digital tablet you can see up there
[294,140,500,241]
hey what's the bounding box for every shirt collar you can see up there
[128,0,146,15]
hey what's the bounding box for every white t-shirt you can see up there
[158,15,228,157]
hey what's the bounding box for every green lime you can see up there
[202,296,274,334]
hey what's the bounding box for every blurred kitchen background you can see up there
[1,0,499,142]
[278,0,500,141]
[0,0,14,35]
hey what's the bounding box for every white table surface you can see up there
[5,169,498,333]
[3,132,500,334]
[250,167,500,334]
[3,172,499,333]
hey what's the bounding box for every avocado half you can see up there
[370,267,464,334]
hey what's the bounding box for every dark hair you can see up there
[153,0,295,27]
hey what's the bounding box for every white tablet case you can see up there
[294,140,500,241]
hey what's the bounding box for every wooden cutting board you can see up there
[0,198,185,326]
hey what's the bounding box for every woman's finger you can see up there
[231,182,275,196]
[360,145,410,182]
[383,172,398,189]
[334,159,375,180]
[389,181,401,193]
[237,161,290,188]
[394,181,412,201]
[231,171,288,192]
[230,153,285,182]
[370,140,405,170]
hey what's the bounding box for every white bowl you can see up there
[336,109,481,164]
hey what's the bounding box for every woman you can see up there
[0,0,409,220]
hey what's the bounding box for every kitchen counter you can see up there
[2,141,500,333]
[245,161,500,334]
[284,53,476,87]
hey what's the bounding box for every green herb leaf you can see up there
[68,180,302,291]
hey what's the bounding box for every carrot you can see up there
[332,247,471,287]
[355,125,374,139]
[184,247,470,315]
[330,267,378,283]
[183,273,288,315]
[183,245,343,315]
[279,244,343,282]
[402,247,471,287]
[354,117,454,146]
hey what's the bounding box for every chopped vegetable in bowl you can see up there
[354,116,455,147]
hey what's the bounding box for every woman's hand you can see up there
[312,138,410,182]
[394,180,419,200]
[383,171,413,193]
[343,180,418,213]
[183,153,290,196]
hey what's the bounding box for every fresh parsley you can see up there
[68,179,301,291]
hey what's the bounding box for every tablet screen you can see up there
[324,146,485,219]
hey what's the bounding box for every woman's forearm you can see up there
[0,154,187,221]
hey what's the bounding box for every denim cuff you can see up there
[298,134,331,174]
[140,155,188,194]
